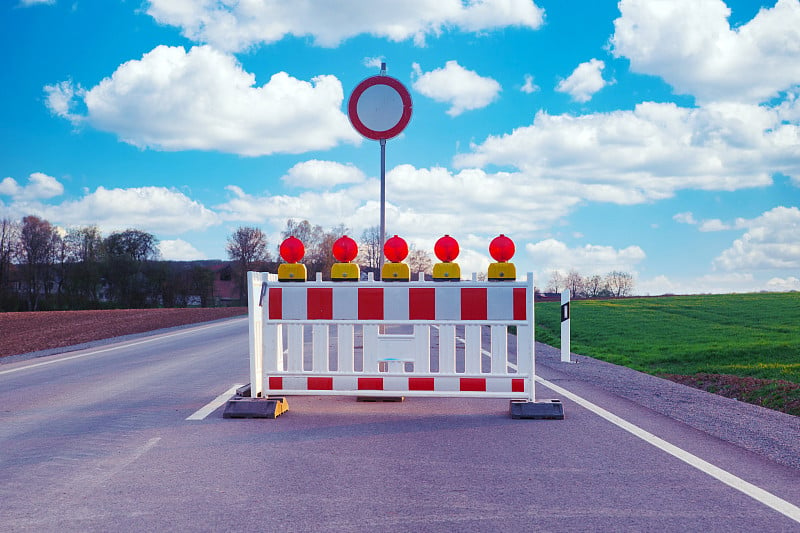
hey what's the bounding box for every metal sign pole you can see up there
[347,61,412,282]
[379,137,386,278]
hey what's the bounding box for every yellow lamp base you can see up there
[433,262,461,281]
[381,262,410,281]
[278,263,307,282]
[331,263,360,281]
[488,262,516,281]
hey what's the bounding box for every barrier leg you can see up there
[248,272,264,398]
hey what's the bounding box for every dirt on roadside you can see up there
[661,373,800,417]
[0,308,247,358]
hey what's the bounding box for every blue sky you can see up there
[1,0,799,294]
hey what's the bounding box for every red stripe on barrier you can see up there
[461,288,487,320]
[308,377,334,390]
[268,287,282,319]
[512,378,525,393]
[460,377,486,392]
[409,288,435,319]
[358,288,384,320]
[513,288,527,321]
[268,376,283,390]
[307,288,333,319]
[408,377,435,391]
[358,377,384,390]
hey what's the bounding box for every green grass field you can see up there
[535,293,800,384]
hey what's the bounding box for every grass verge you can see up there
[535,293,800,415]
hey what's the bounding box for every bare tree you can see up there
[0,218,20,305]
[605,270,634,297]
[358,225,382,271]
[18,215,59,310]
[545,270,564,294]
[564,269,585,298]
[65,226,104,305]
[227,226,270,301]
[407,248,433,278]
[584,274,605,298]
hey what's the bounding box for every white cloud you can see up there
[525,238,646,276]
[455,101,799,205]
[611,0,800,103]
[19,0,55,6]
[698,218,732,232]
[145,0,544,52]
[0,173,64,200]
[521,74,539,94]
[673,211,697,225]
[42,186,220,235]
[766,276,800,291]
[636,272,800,295]
[412,61,501,116]
[674,212,736,232]
[281,160,366,189]
[216,163,585,272]
[363,57,385,69]
[713,206,800,271]
[159,239,208,261]
[555,58,609,103]
[45,45,359,156]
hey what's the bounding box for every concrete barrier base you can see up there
[223,396,289,419]
[510,399,564,419]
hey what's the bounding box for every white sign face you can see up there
[348,75,412,140]
[356,84,404,132]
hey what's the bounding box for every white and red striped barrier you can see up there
[247,272,537,401]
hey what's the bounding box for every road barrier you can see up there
[234,271,563,419]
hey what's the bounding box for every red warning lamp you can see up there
[434,235,459,262]
[278,236,307,282]
[331,235,359,281]
[384,235,409,263]
[433,235,460,281]
[279,236,305,263]
[489,234,515,262]
[488,234,516,281]
[332,235,358,263]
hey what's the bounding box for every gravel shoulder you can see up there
[537,342,800,471]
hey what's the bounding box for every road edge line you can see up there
[187,384,244,420]
[535,375,800,524]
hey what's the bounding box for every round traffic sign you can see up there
[348,76,412,140]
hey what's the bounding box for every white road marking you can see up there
[452,331,519,371]
[0,318,244,376]
[186,384,244,420]
[535,375,800,525]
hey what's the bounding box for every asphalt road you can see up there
[1,317,799,532]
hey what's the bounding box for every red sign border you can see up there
[348,75,412,141]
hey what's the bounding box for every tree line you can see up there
[0,215,218,311]
[225,221,433,301]
[544,269,635,298]
[0,215,433,312]
[3,213,631,311]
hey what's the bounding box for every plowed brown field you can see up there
[0,308,247,358]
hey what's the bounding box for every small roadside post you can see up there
[561,288,571,363]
